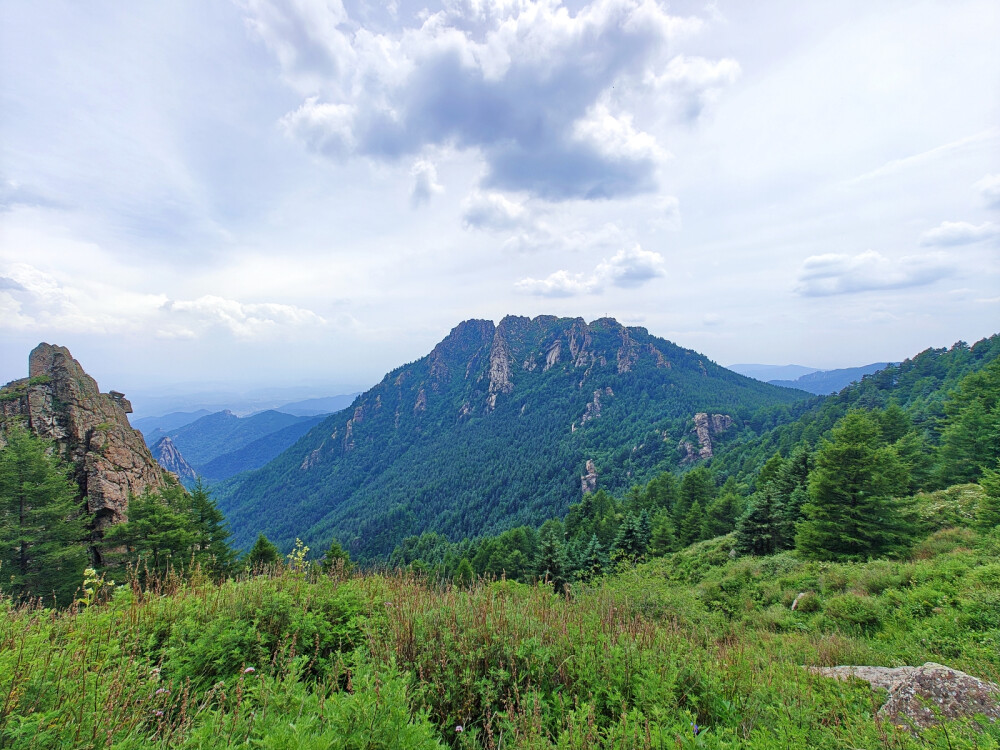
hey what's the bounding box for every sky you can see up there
[2,0,999,405]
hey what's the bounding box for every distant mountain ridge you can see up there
[769,363,893,395]
[143,409,326,483]
[727,364,819,381]
[216,315,809,558]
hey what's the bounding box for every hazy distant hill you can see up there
[197,415,326,481]
[727,363,819,381]
[216,315,808,558]
[275,394,359,417]
[142,409,328,482]
[131,410,212,435]
[769,363,892,394]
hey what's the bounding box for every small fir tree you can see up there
[796,410,911,561]
[321,537,353,574]
[246,532,280,569]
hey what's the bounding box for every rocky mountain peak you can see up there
[151,435,197,485]
[0,343,171,539]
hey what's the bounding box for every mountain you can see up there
[0,343,172,539]
[196,415,326,481]
[151,435,198,485]
[131,410,212,435]
[768,362,893,394]
[273,394,359,417]
[216,315,809,558]
[144,409,322,480]
[727,363,819,381]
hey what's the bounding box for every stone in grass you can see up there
[808,662,1000,731]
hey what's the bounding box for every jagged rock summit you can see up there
[151,435,198,485]
[0,343,171,531]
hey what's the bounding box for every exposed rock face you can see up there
[581,459,598,495]
[809,663,1000,731]
[678,412,734,461]
[152,436,197,484]
[0,343,171,534]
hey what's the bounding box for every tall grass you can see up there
[2,532,999,748]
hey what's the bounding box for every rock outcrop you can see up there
[151,435,197,485]
[678,412,734,461]
[0,343,171,535]
[581,459,598,495]
[809,663,1000,731]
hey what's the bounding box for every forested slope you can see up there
[217,315,806,557]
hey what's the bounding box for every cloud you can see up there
[795,250,954,297]
[164,295,327,338]
[0,262,326,339]
[244,0,721,200]
[461,191,529,230]
[409,159,444,207]
[514,269,594,297]
[974,173,1000,209]
[516,243,666,296]
[920,220,999,246]
[594,244,667,287]
[646,54,741,120]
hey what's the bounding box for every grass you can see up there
[2,528,999,748]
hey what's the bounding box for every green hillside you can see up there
[216,316,807,558]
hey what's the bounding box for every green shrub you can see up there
[822,594,884,633]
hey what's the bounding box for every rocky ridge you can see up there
[0,343,171,536]
[678,412,734,461]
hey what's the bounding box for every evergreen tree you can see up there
[977,466,1000,531]
[246,532,280,569]
[612,512,646,564]
[321,537,353,574]
[679,499,704,547]
[649,511,676,556]
[454,557,475,587]
[0,427,91,605]
[103,486,198,574]
[936,359,1000,486]
[579,534,608,581]
[535,531,568,592]
[734,492,777,556]
[188,480,235,575]
[796,410,911,561]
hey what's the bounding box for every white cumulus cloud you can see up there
[515,243,666,297]
[409,159,444,207]
[242,0,726,200]
[920,220,999,246]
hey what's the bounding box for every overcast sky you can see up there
[2,0,998,400]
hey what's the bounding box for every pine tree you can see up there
[0,427,91,605]
[103,486,198,574]
[679,499,703,547]
[796,410,911,561]
[188,480,235,575]
[246,532,280,569]
[734,492,777,556]
[321,537,353,574]
[579,534,608,580]
[649,511,676,556]
[454,557,475,587]
[535,531,568,592]
[976,466,1000,531]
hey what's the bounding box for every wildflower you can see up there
[155,688,170,695]
[243,667,256,674]
[455,725,464,733]
[154,710,164,717]
[691,722,699,736]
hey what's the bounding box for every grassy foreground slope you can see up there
[2,498,998,749]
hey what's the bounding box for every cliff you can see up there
[0,343,171,536]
